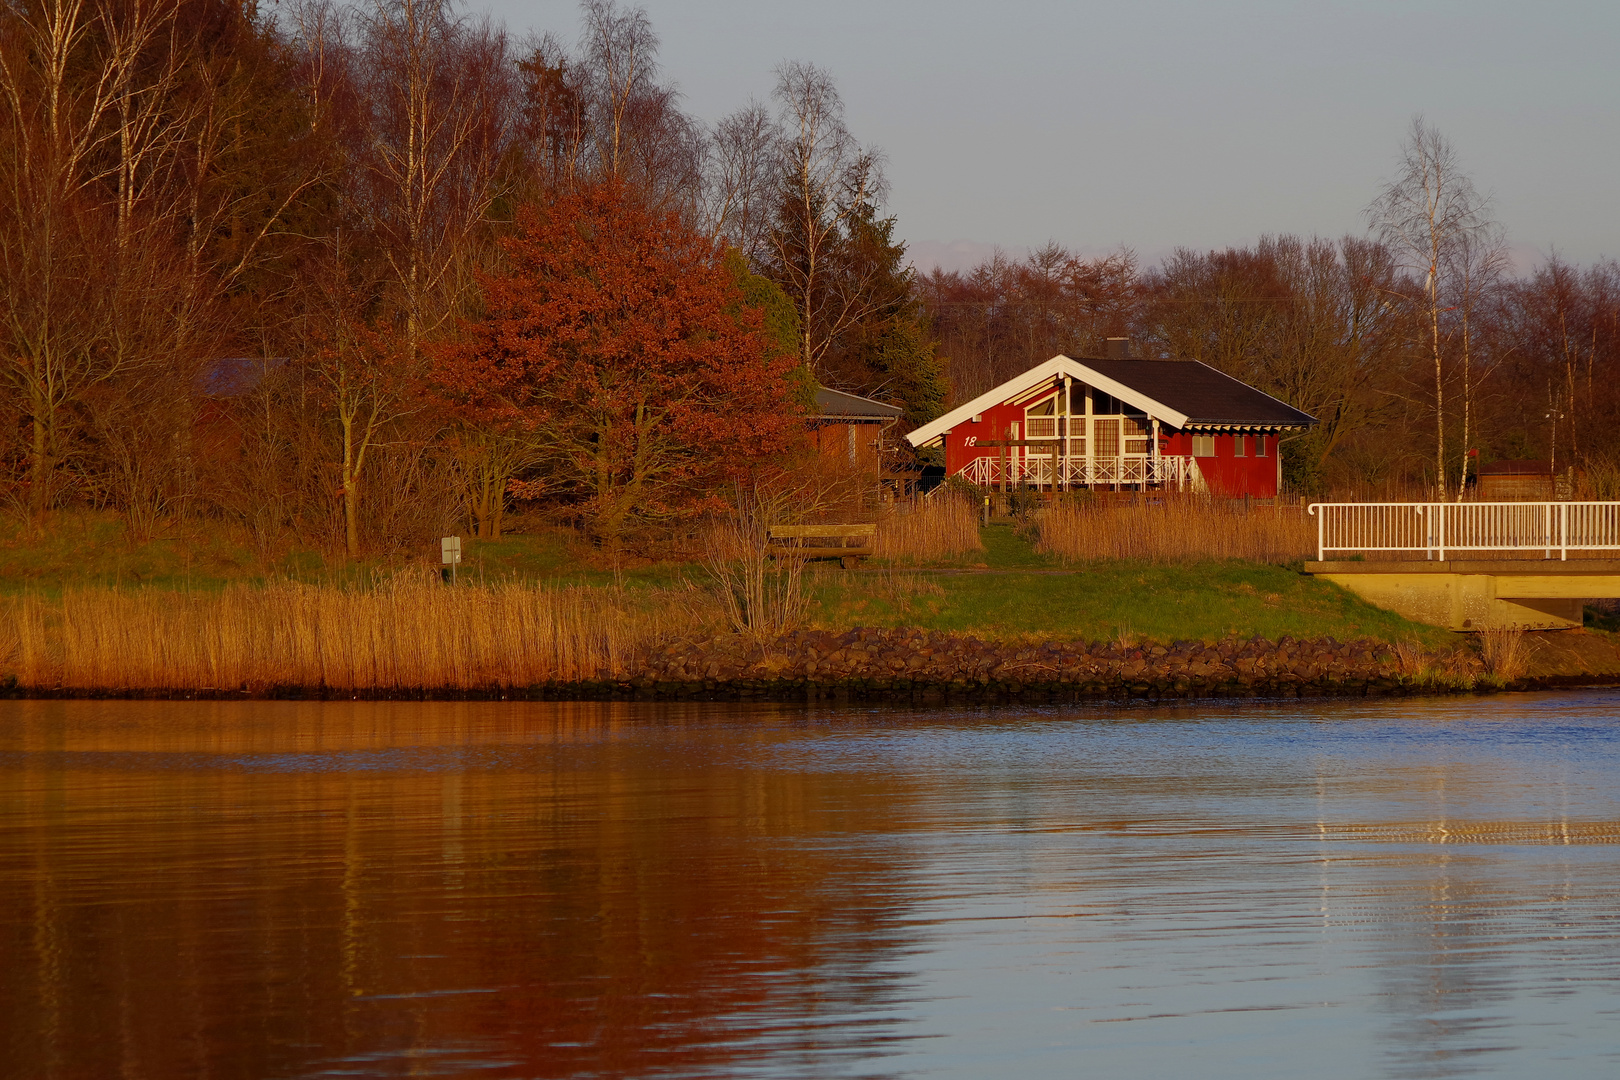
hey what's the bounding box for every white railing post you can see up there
[1561,502,1568,561]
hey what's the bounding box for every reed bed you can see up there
[873,496,985,562]
[0,572,715,692]
[1035,497,1314,564]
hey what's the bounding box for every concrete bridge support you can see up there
[1304,560,1620,631]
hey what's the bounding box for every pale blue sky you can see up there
[486,0,1620,271]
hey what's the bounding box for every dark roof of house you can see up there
[815,387,903,419]
[1078,358,1316,428]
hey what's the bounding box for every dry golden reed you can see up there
[0,572,713,692]
[873,496,985,563]
[1035,497,1313,564]
[1478,626,1527,681]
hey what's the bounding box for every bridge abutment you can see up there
[1304,560,1620,631]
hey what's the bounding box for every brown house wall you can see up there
[813,421,885,474]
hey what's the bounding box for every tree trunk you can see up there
[1459,338,1470,503]
[1430,271,1445,500]
[341,410,360,559]
[30,411,49,521]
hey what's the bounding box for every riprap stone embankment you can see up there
[597,627,1482,702]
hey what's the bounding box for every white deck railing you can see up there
[958,455,1197,489]
[1308,501,1620,561]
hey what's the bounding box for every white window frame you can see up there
[1023,394,1059,439]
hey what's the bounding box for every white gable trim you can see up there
[905,355,1191,448]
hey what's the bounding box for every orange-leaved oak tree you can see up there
[436,181,805,547]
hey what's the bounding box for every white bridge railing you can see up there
[1308,501,1620,562]
[959,455,1197,489]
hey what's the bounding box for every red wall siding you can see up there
[944,398,1032,476]
[1164,431,1279,498]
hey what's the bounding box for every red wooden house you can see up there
[905,353,1316,498]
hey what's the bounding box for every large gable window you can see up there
[1024,395,1058,438]
[1124,416,1150,455]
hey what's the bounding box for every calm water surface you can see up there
[3,693,1620,1079]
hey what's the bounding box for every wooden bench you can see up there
[767,523,877,568]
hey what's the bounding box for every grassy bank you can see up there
[0,511,687,593]
[0,511,1464,694]
[810,561,1450,646]
[814,524,1450,646]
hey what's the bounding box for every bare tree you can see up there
[579,0,655,179]
[765,60,883,378]
[1445,223,1509,496]
[355,0,514,360]
[709,100,778,258]
[0,0,128,517]
[303,251,422,558]
[574,0,703,212]
[1368,116,1495,497]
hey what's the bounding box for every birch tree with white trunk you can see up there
[1368,117,1496,499]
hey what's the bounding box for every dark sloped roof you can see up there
[1079,358,1316,428]
[815,387,903,419]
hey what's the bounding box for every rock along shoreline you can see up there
[11,626,1600,703]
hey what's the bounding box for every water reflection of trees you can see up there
[0,701,923,1079]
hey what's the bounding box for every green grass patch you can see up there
[810,558,1450,646]
[0,511,265,593]
[978,522,1059,569]
[453,530,700,588]
[0,512,701,594]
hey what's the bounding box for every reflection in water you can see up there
[2,693,1619,1078]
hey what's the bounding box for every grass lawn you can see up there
[0,512,270,592]
[811,522,1452,646]
[0,512,691,593]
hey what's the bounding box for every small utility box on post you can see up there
[440,536,461,584]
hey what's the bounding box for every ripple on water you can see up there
[1,691,1619,1079]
